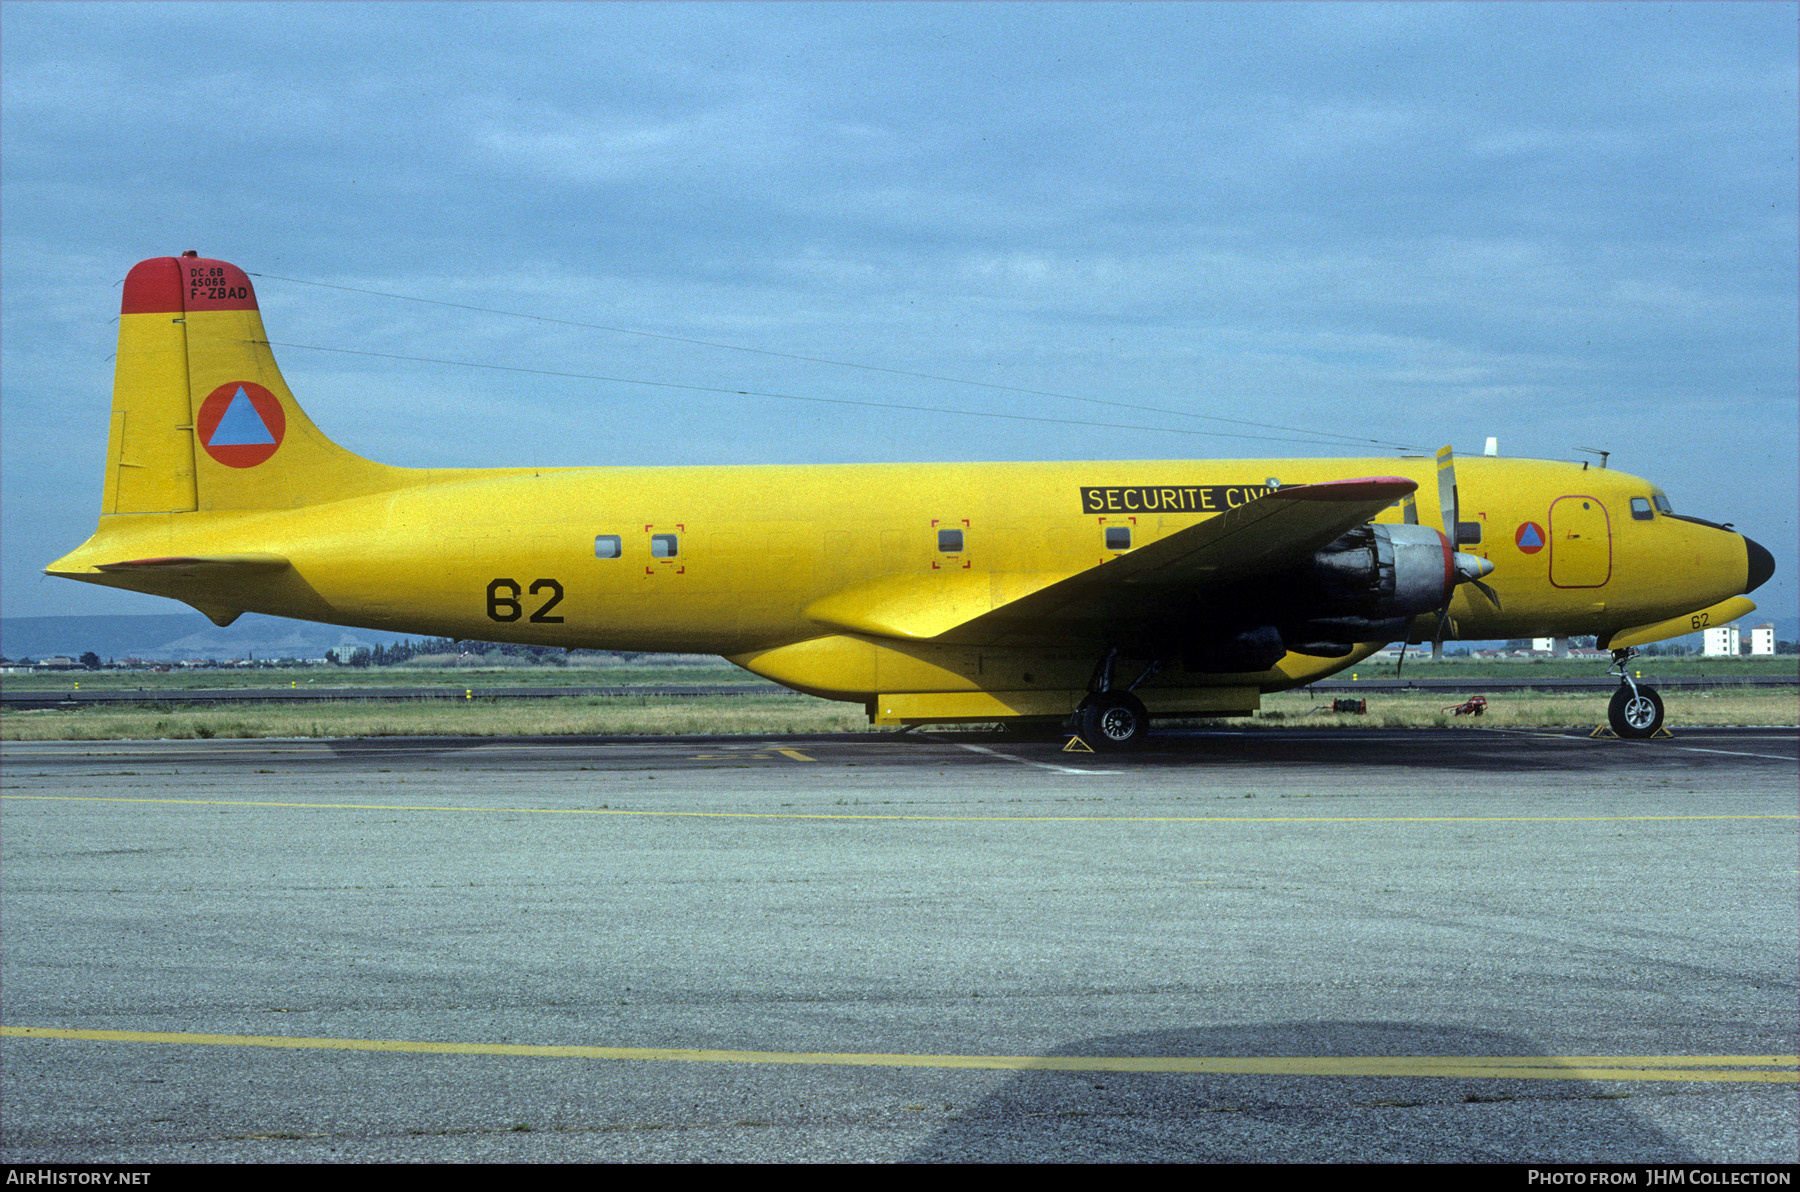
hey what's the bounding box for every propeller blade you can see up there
[1405,449,1489,664]
[1436,444,1458,538]
[1396,614,1420,675]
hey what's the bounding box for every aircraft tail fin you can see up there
[102,254,416,516]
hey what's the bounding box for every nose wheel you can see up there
[1608,685,1665,738]
[1604,648,1666,739]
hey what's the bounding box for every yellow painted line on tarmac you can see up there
[776,748,816,762]
[3,1028,1792,1082]
[2,794,1794,825]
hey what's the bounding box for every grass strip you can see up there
[2,688,1792,741]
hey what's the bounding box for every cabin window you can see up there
[1455,521,1482,545]
[1630,497,1654,521]
[594,535,622,559]
[651,533,679,558]
[937,529,964,553]
[1105,526,1132,551]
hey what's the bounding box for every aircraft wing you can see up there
[932,477,1418,647]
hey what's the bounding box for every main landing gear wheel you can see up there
[1608,685,1664,739]
[1074,691,1149,751]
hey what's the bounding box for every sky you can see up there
[3,1,1795,627]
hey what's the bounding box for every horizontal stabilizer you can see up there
[56,553,295,629]
[91,553,291,573]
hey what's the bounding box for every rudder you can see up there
[106,257,197,514]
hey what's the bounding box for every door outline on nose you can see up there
[1549,494,1612,589]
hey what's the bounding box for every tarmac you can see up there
[2,726,1795,1163]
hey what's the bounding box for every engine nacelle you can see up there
[1283,617,1413,657]
[1303,523,1452,620]
[1182,625,1288,673]
[1277,524,1454,657]
[1176,524,1484,666]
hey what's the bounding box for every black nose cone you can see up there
[1743,536,1775,593]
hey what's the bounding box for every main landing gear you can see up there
[1068,649,1160,751]
[1074,689,1150,750]
[1605,647,1665,739]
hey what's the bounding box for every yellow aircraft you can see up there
[46,254,1774,746]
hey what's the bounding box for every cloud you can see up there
[2,2,1793,618]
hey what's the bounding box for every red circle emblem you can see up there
[196,381,286,468]
[1514,521,1547,554]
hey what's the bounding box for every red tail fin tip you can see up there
[120,255,258,316]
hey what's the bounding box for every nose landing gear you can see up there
[1603,647,1667,739]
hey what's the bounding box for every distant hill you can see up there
[1,613,423,662]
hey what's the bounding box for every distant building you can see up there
[1750,623,1775,656]
[1702,624,1741,657]
[1531,637,1569,656]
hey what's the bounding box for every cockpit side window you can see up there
[1630,497,1654,521]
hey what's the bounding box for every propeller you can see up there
[1437,444,1502,609]
[1401,445,1501,668]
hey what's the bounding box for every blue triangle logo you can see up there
[1518,524,1543,549]
[207,387,276,446]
